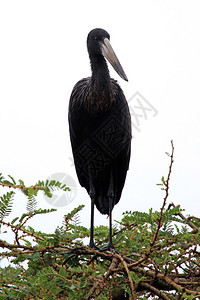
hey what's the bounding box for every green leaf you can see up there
[8,175,16,185]
[18,179,25,186]
[11,216,19,224]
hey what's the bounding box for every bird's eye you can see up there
[94,36,98,40]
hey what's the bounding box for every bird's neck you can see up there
[90,56,111,90]
[84,55,114,113]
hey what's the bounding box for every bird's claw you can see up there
[98,244,118,254]
[63,243,118,266]
[89,243,118,263]
[89,242,99,250]
[62,246,85,265]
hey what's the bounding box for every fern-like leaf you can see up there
[64,205,84,222]
[0,191,15,220]
[26,188,38,212]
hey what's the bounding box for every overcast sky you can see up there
[0,1,200,246]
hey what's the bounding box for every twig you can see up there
[0,181,45,192]
[0,239,34,251]
[169,203,199,234]
[85,257,119,299]
[0,219,45,241]
[115,253,136,299]
[128,255,148,268]
[188,216,200,222]
[150,140,174,249]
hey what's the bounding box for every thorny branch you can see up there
[0,219,45,241]
[150,140,174,250]
[0,181,45,192]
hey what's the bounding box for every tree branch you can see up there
[139,282,171,300]
[150,140,175,249]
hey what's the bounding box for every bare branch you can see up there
[150,140,174,249]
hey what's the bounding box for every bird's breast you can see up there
[83,86,115,114]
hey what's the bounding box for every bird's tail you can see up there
[95,194,115,215]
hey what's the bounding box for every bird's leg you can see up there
[107,172,116,251]
[98,172,117,253]
[89,198,97,249]
[88,172,117,267]
[88,174,99,250]
[108,202,114,250]
[63,176,97,265]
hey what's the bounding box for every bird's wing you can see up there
[68,78,92,188]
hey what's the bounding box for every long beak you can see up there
[101,38,128,82]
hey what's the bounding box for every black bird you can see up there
[68,28,131,251]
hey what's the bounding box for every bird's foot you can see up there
[89,243,118,263]
[63,243,99,265]
[62,246,85,265]
[63,243,117,266]
[89,241,99,250]
[98,243,118,254]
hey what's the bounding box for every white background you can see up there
[0,1,200,248]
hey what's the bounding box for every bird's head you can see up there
[87,28,128,81]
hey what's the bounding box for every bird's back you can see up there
[69,77,131,214]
